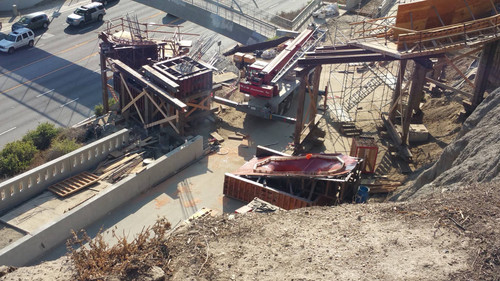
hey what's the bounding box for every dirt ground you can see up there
[2,180,498,281]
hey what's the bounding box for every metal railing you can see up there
[181,0,277,38]
[349,13,500,53]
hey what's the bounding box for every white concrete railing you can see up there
[0,129,130,213]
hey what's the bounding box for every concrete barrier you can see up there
[0,136,203,266]
[0,129,130,214]
[0,0,44,12]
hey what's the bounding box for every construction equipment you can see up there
[213,26,326,123]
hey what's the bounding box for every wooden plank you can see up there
[210,132,224,143]
[425,77,472,97]
[48,172,99,197]
[394,0,499,38]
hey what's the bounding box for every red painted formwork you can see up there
[152,56,213,99]
[223,174,311,210]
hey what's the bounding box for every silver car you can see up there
[66,2,105,27]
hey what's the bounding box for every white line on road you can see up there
[37,89,54,97]
[60,98,79,108]
[0,127,17,136]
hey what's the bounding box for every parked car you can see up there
[0,28,35,54]
[66,2,105,27]
[12,12,50,31]
[91,0,118,6]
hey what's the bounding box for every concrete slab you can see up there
[0,182,109,233]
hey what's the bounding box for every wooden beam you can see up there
[389,59,407,121]
[119,73,145,124]
[144,115,177,128]
[122,90,147,113]
[144,91,169,119]
[100,51,109,113]
[112,59,187,111]
[433,48,482,69]
[425,77,472,97]
[444,55,475,87]
[293,74,309,149]
[142,65,180,93]
[401,59,432,144]
[471,40,499,108]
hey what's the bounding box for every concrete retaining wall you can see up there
[0,129,130,214]
[0,0,43,12]
[0,135,203,266]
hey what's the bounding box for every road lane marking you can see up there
[1,52,99,94]
[60,97,79,108]
[0,11,179,79]
[37,89,55,97]
[144,11,164,21]
[0,127,17,136]
[0,38,97,79]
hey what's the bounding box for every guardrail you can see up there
[181,0,277,38]
[290,0,321,31]
[0,129,130,214]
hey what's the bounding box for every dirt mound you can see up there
[394,87,500,201]
[3,180,499,280]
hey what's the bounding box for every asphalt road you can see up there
[0,0,240,149]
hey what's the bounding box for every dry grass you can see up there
[67,218,172,280]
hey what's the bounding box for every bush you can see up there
[0,140,38,176]
[23,123,60,150]
[46,138,81,161]
[95,98,118,117]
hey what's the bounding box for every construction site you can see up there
[0,0,499,280]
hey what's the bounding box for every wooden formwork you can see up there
[223,173,312,210]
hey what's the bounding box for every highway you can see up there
[0,0,240,149]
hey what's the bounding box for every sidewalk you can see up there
[0,0,86,33]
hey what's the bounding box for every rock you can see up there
[147,266,165,281]
[0,265,17,277]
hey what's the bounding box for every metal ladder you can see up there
[344,77,383,112]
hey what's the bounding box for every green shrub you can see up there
[95,98,118,117]
[0,140,38,176]
[46,138,81,161]
[23,123,60,150]
[94,103,104,117]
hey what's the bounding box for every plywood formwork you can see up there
[394,0,500,38]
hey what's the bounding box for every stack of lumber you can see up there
[95,152,145,183]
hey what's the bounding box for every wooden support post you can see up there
[389,59,407,122]
[401,59,432,145]
[471,41,498,110]
[309,66,322,127]
[100,51,109,113]
[294,74,308,149]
